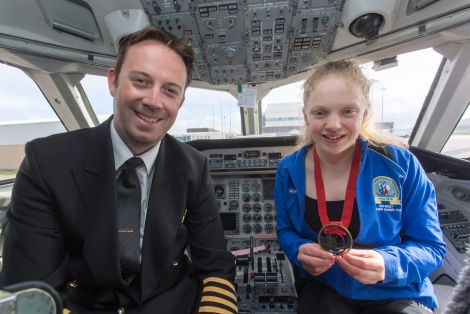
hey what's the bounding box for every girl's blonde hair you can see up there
[301,60,407,148]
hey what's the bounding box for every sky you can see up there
[1,48,468,136]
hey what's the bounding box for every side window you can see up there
[0,63,66,181]
[441,105,470,160]
[80,74,113,123]
[261,49,442,140]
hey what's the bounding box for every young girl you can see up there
[275,60,446,314]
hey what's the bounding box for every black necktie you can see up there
[116,157,144,279]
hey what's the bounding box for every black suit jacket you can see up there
[1,118,236,313]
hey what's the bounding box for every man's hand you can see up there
[297,243,336,276]
[335,249,385,284]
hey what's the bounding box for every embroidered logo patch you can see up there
[373,176,402,211]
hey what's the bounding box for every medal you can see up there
[318,224,353,255]
[313,144,360,255]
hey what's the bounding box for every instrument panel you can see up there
[191,137,297,313]
[200,138,294,239]
[428,173,470,284]
[215,174,276,237]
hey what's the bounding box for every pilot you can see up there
[275,60,446,313]
[1,26,238,314]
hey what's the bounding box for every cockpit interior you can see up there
[1,0,470,312]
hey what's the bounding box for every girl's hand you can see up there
[335,249,385,284]
[297,243,336,276]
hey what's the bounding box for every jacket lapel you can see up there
[72,118,122,287]
[140,135,187,300]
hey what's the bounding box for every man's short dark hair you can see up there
[115,26,194,88]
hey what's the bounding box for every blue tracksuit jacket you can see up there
[274,139,446,308]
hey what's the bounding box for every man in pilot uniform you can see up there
[1,26,238,314]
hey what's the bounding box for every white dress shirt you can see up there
[110,121,160,261]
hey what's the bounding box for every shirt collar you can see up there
[110,119,160,173]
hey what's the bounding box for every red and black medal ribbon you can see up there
[314,144,360,255]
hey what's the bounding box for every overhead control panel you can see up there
[139,0,345,85]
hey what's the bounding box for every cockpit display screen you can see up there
[263,178,275,200]
[220,212,239,234]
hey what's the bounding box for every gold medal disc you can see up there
[318,224,353,256]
